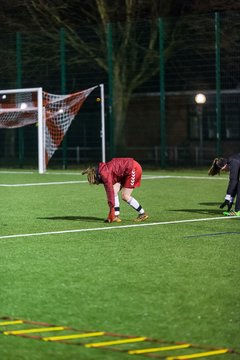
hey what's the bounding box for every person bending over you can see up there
[208,153,240,216]
[82,158,149,223]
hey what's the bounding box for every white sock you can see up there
[127,197,144,214]
[114,195,120,216]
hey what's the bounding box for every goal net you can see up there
[0,85,104,173]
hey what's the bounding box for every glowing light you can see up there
[20,102,28,109]
[195,93,206,104]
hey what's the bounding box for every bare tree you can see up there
[1,0,239,157]
[6,0,184,155]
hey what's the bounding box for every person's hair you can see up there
[82,167,99,185]
[208,157,227,176]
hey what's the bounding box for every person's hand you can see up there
[220,195,233,211]
[219,200,232,211]
[106,207,115,223]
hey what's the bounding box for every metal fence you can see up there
[0,12,239,169]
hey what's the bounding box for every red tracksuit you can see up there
[97,158,142,209]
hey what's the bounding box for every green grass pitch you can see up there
[0,169,239,360]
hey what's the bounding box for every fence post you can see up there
[107,22,115,159]
[60,27,68,169]
[159,18,166,168]
[16,32,24,168]
[215,12,222,156]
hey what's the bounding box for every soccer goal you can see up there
[0,84,105,173]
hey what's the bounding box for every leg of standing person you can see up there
[224,182,240,216]
[113,182,122,222]
[121,160,148,221]
[235,181,240,212]
[121,187,148,221]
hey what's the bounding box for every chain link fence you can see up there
[0,12,239,169]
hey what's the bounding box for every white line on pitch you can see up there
[0,181,87,187]
[0,175,227,187]
[142,175,227,180]
[0,170,82,175]
[0,216,237,240]
[0,171,36,174]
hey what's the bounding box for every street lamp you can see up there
[195,93,206,105]
[195,93,206,165]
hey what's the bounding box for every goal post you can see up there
[100,83,106,163]
[0,87,43,171]
[37,88,44,174]
[0,85,106,173]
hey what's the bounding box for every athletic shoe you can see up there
[223,210,240,216]
[135,213,149,222]
[113,216,122,223]
[104,216,122,223]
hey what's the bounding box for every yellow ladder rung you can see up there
[129,343,191,355]
[167,348,229,360]
[85,336,147,348]
[0,320,23,326]
[4,326,65,335]
[43,331,105,341]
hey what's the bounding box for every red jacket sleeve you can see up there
[99,164,115,209]
[98,158,134,209]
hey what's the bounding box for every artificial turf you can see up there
[0,169,239,360]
